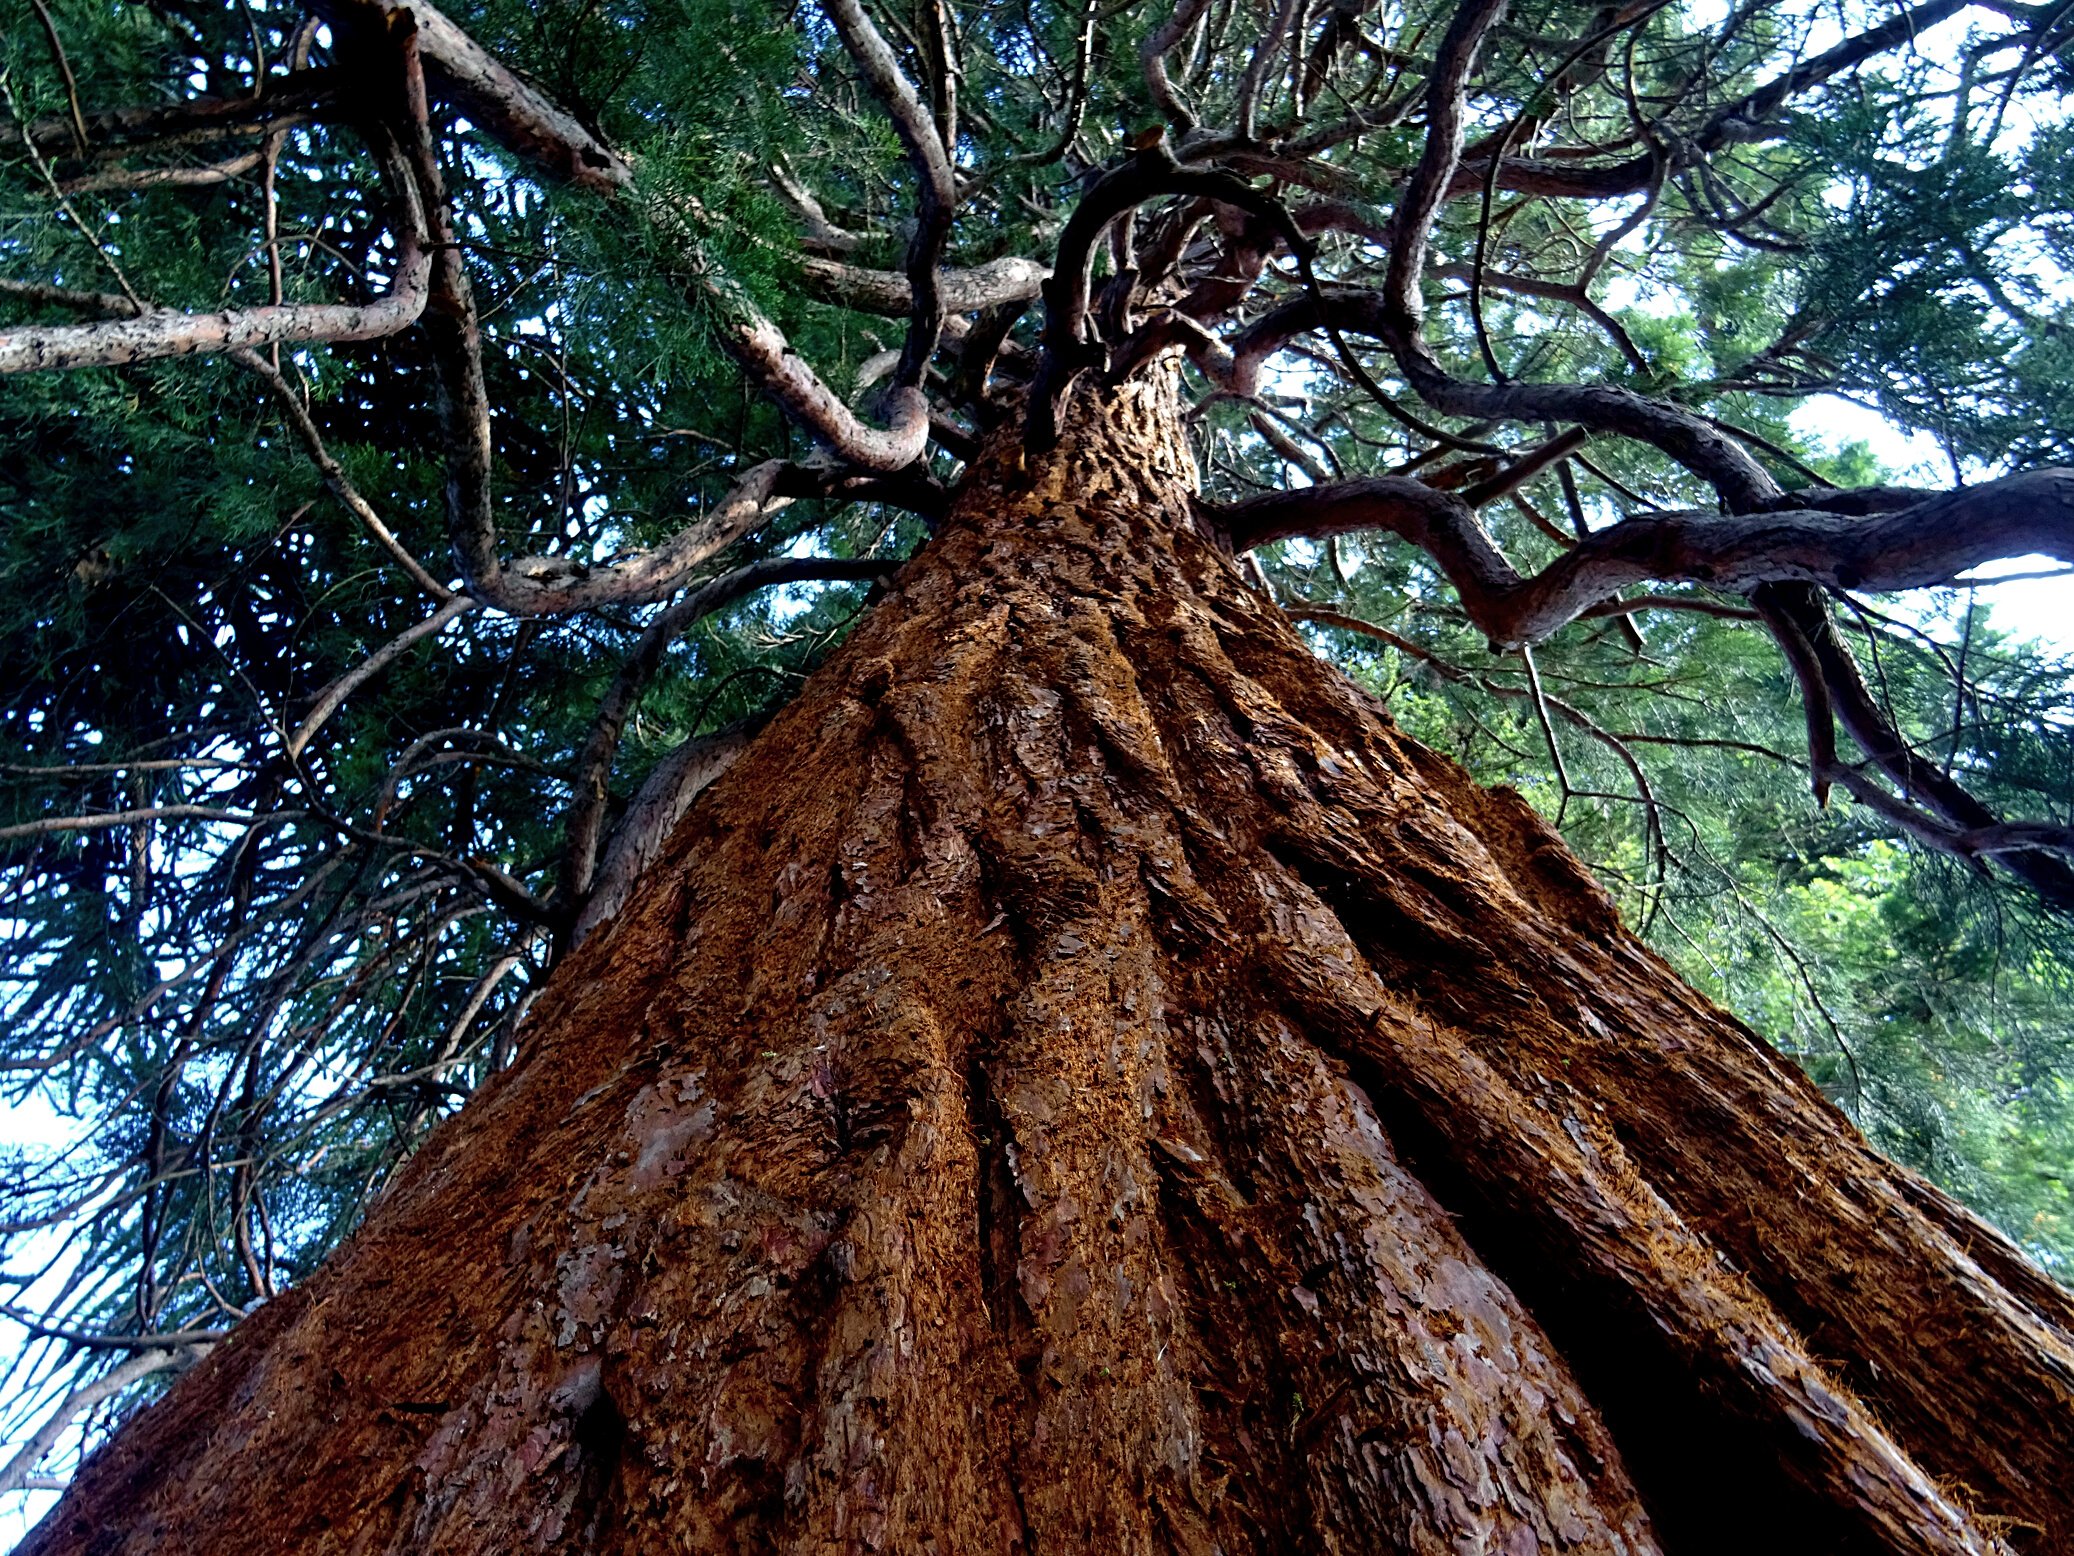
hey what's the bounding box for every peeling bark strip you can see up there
[23,381,2074,1554]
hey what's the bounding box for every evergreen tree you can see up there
[1,0,2072,1544]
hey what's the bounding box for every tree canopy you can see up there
[1,0,2072,1508]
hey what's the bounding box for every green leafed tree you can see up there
[1,0,2072,1546]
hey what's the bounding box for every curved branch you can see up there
[229,348,456,601]
[799,255,1049,318]
[1437,0,1983,206]
[817,0,959,391]
[694,282,931,472]
[1261,283,1778,506]
[569,725,756,948]
[769,159,868,252]
[1382,0,1511,335]
[1212,468,2074,646]
[1028,144,1316,448]
[1141,0,1217,129]
[0,132,428,375]
[1757,582,2074,910]
[1432,262,1647,374]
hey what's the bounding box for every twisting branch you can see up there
[1214,467,2074,646]
[1756,582,2074,910]
[709,294,933,472]
[1219,463,2074,899]
[0,129,428,374]
[1027,142,1327,448]
[1381,0,1512,338]
[817,0,959,393]
[1142,0,1217,129]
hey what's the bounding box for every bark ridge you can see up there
[24,379,2074,1555]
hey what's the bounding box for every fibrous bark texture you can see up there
[27,377,2074,1555]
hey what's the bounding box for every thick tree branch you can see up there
[1212,467,2074,647]
[570,726,758,947]
[1243,278,1779,506]
[1383,0,1512,336]
[1141,0,1217,129]
[1028,144,1320,448]
[0,74,335,157]
[799,255,1049,317]
[311,0,631,191]
[1757,582,2074,909]
[817,0,959,392]
[0,132,428,375]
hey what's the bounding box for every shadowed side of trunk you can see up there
[23,375,2074,1556]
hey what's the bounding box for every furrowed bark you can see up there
[25,377,2072,1556]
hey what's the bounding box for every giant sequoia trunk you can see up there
[27,376,2074,1555]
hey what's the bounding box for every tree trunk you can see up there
[26,375,2074,1556]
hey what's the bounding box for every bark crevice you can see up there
[23,375,2072,1556]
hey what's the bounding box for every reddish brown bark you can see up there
[24,376,2074,1555]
